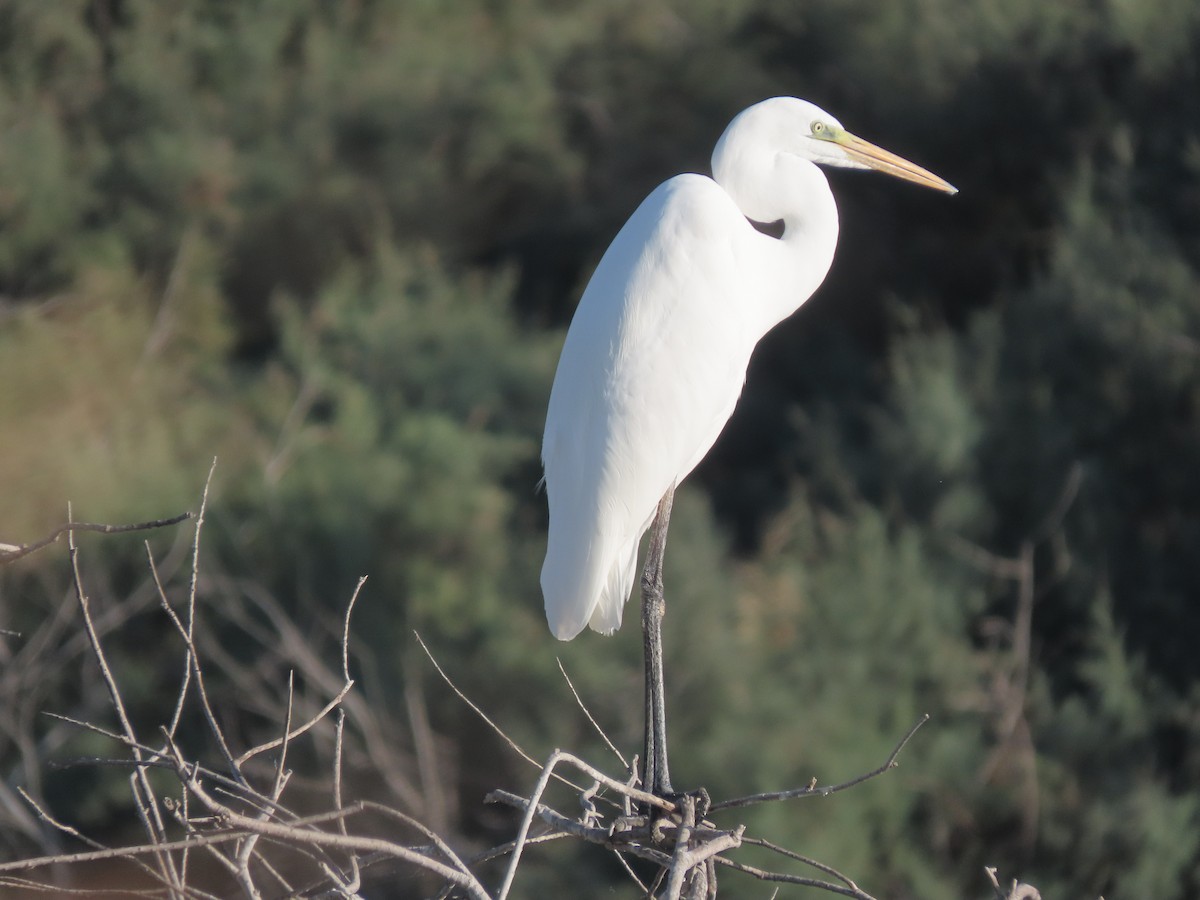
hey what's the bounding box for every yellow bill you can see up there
[835,131,958,194]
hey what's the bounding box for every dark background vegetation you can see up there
[2,0,1199,896]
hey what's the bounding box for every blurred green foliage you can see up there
[2,0,1200,896]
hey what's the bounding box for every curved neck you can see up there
[712,144,840,331]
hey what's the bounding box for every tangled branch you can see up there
[0,468,487,898]
[2,465,936,898]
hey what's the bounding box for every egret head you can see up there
[715,97,957,195]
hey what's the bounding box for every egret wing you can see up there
[541,174,765,639]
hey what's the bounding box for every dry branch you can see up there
[1,477,490,898]
[0,513,193,565]
[709,713,930,812]
[4,471,939,899]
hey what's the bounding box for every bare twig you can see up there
[146,546,192,744]
[0,828,257,873]
[0,513,193,565]
[7,469,484,898]
[713,854,876,900]
[68,513,184,897]
[177,765,491,900]
[179,461,243,782]
[234,681,354,767]
[341,576,366,683]
[16,788,106,852]
[709,714,930,812]
[415,631,542,771]
[331,708,360,893]
[419,631,616,808]
[725,836,877,897]
[557,657,627,768]
[14,788,186,897]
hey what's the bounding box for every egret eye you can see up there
[811,120,826,136]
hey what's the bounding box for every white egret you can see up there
[540,97,956,796]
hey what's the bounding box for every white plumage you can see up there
[540,97,956,640]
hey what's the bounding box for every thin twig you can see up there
[415,631,541,771]
[178,765,491,900]
[710,714,929,812]
[739,836,867,890]
[146,545,192,745]
[416,632,626,809]
[712,855,876,900]
[355,800,480,882]
[331,708,361,893]
[182,461,243,782]
[0,513,193,564]
[17,788,106,852]
[417,631,592,799]
[465,829,572,867]
[10,788,247,900]
[609,846,651,894]
[336,577,368,898]
[234,681,354,767]
[68,514,184,896]
[557,657,627,768]
[221,577,426,802]
[342,577,365,682]
[0,827,265,874]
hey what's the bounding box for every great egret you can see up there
[540,97,956,797]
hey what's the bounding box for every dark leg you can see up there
[641,484,676,798]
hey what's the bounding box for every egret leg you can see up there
[641,484,676,798]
